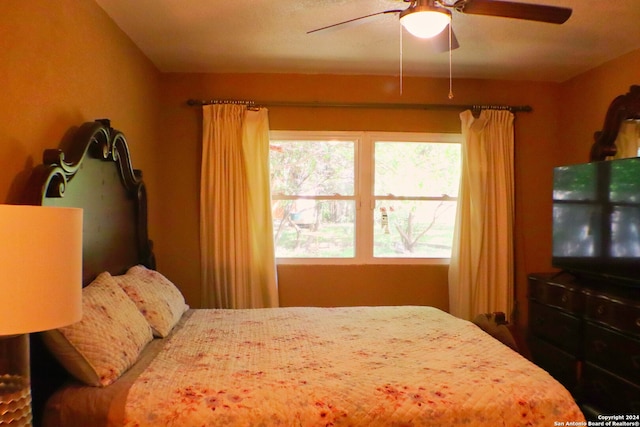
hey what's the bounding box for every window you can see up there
[269,131,461,264]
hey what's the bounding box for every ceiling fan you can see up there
[308,0,572,52]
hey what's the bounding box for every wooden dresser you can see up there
[528,272,640,416]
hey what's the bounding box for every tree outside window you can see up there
[269,131,461,263]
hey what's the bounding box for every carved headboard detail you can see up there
[590,85,640,161]
[23,119,155,284]
[22,119,155,424]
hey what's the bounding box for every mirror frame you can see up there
[590,85,640,161]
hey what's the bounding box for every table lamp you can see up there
[0,204,82,426]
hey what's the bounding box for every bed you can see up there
[24,120,585,426]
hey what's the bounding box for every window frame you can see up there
[269,130,462,265]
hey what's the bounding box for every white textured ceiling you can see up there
[95,0,640,82]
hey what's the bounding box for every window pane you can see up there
[272,200,355,258]
[373,200,457,258]
[374,142,460,197]
[270,140,355,196]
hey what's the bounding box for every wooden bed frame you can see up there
[22,119,155,425]
[19,120,584,426]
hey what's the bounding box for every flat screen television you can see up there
[552,157,640,285]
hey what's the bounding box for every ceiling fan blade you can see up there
[307,9,402,34]
[428,25,460,53]
[459,0,572,24]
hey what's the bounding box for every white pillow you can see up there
[113,265,189,337]
[42,272,153,387]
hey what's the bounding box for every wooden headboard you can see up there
[22,119,155,424]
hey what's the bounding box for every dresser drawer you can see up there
[584,321,640,384]
[585,292,640,337]
[528,275,584,314]
[529,301,582,354]
[528,334,578,391]
[581,362,640,414]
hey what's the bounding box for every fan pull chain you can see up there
[399,21,403,95]
[448,20,454,99]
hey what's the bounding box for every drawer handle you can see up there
[561,294,568,303]
[636,318,640,329]
[596,305,605,316]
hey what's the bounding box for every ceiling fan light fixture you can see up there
[400,6,450,39]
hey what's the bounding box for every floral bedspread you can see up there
[123,306,584,426]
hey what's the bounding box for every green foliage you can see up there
[270,140,354,196]
[375,142,460,197]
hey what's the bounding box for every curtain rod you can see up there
[186,99,532,113]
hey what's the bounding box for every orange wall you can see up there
[3,0,638,329]
[278,265,450,310]
[158,72,561,319]
[0,0,161,232]
[559,49,640,166]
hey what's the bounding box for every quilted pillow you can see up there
[42,272,153,387]
[113,265,189,338]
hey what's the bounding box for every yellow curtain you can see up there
[448,109,514,320]
[200,104,279,309]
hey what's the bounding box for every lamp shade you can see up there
[0,205,82,335]
[400,9,450,39]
